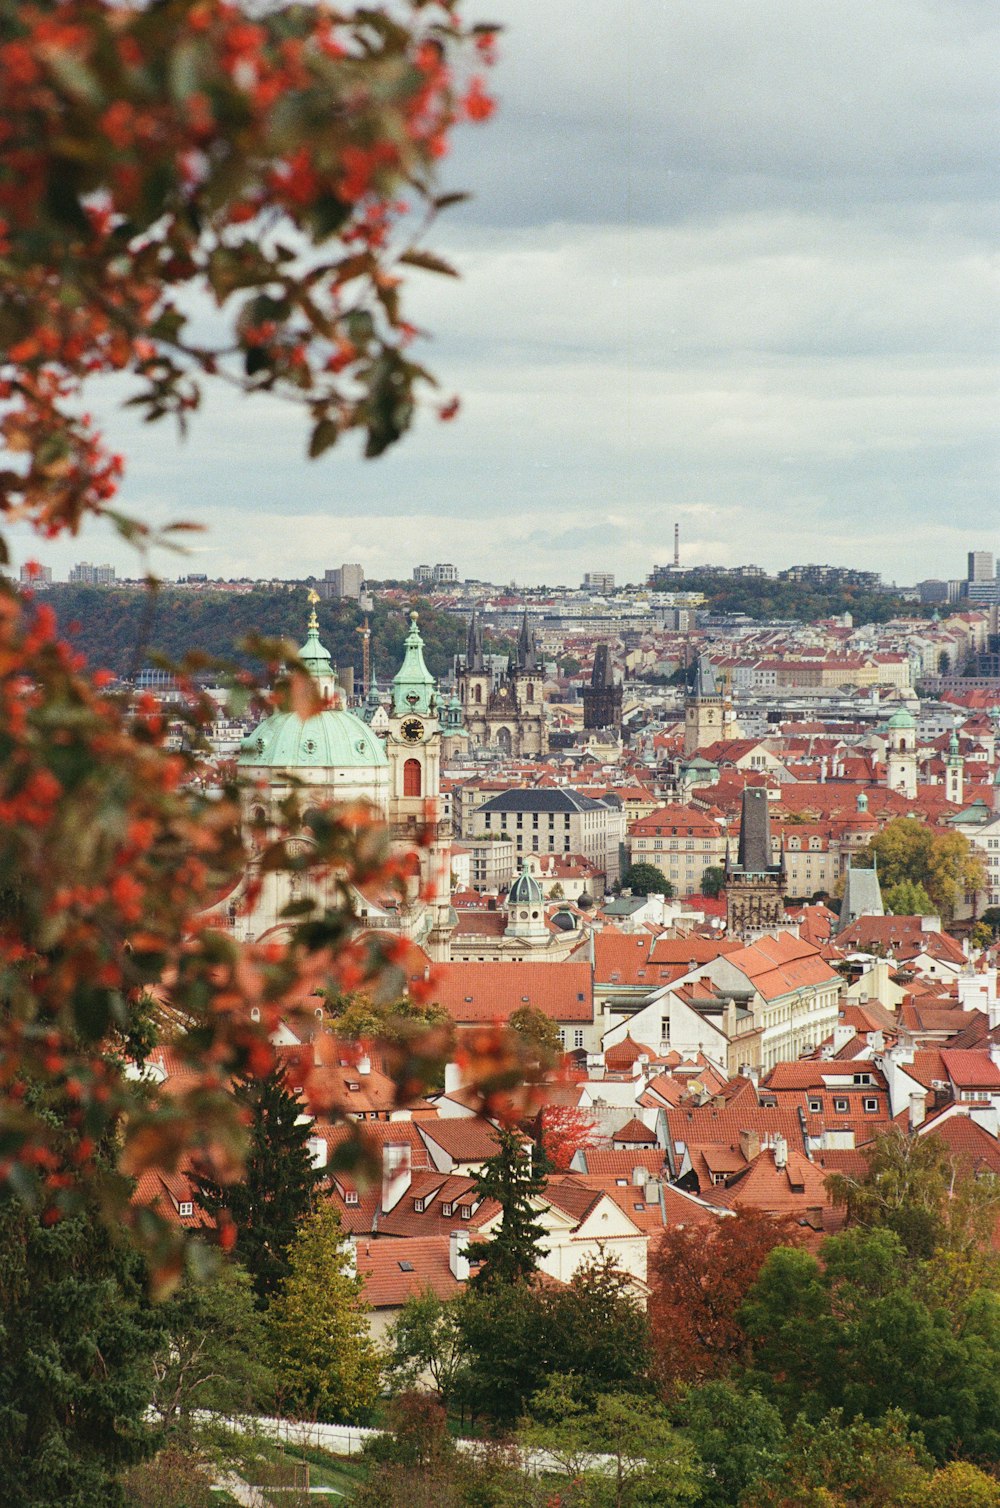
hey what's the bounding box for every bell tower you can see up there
[386,612,453,960]
[684,655,724,756]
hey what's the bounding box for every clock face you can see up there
[401,717,424,743]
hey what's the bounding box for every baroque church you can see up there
[222,601,456,960]
[457,607,548,756]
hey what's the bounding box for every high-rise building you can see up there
[69,562,116,585]
[319,563,364,600]
[582,571,615,593]
[19,564,52,586]
[432,563,458,584]
[413,564,433,584]
[968,550,994,583]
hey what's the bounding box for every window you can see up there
[413,1198,425,1212]
[834,1098,849,1112]
[573,1029,585,1049]
[808,1098,822,1112]
[864,1098,879,1112]
[398,1260,414,1272]
[403,758,422,797]
[460,1204,473,1218]
[442,1202,453,1216]
[345,1191,359,1206]
[179,1201,193,1217]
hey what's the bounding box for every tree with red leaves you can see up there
[647,1209,799,1393]
[539,1102,599,1172]
[0,0,539,1286]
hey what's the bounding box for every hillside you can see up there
[43,585,471,684]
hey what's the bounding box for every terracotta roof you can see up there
[613,1116,658,1145]
[722,932,841,1002]
[940,1050,1000,1090]
[420,961,593,1023]
[355,1235,465,1307]
[418,1118,504,1163]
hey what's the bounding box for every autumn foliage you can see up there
[647,1208,799,1392]
[0,0,520,1291]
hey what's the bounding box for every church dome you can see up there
[239,707,389,770]
[508,864,544,907]
[886,708,916,729]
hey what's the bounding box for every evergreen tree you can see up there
[470,1126,550,1288]
[622,862,674,897]
[266,1206,380,1422]
[0,1190,158,1508]
[193,1068,325,1303]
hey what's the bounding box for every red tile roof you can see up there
[355,1235,465,1307]
[420,961,593,1023]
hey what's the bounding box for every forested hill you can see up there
[653,570,930,624]
[42,585,470,683]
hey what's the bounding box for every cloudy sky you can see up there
[20,0,1000,587]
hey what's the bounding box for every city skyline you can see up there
[7,0,998,586]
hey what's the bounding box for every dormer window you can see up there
[834,1098,849,1112]
[808,1098,822,1113]
[413,1198,425,1212]
[179,1201,194,1217]
[442,1202,453,1216]
[460,1204,473,1218]
[345,1191,359,1206]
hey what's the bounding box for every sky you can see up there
[17,0,1000,587]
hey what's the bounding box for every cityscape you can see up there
[2,3,999,1507]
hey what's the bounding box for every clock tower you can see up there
[387,612,453,959]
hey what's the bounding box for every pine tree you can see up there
[266,1206,380,1422]
[470,1126,550,1288]
[193,1068,325,1303]
[0,1189,158,1507]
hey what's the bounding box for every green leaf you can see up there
[308,418,339,459]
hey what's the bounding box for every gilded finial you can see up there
[306,587,320,634]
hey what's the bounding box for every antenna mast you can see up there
[355,616,371,695]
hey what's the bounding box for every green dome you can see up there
[886,708,916,729]
[239,707,388,770]
[508,864,544,907]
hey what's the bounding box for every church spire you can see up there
[391,611,437,715]
[517,606,538,672]
[466,607,485,673]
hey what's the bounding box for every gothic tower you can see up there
[583,643,623,732]
[725,787,786,938]
[684,655,724,756]
[458,605,548,757]
[944,726,964,806]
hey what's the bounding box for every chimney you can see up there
[773,1134,787,1169]
[631,1164,647,1186]
[449,1228,471,1281]
[909,1091,926,1130]
[306,1134,328,1170]
[739,1128,761,1163]
[444,1061,464,1095]
[381,1144,412,1213]
[357,1053,371,1076]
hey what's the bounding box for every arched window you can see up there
[526,683,535,702]
[474,683,482,704]
[403,758,422,797]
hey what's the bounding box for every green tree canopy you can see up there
[884,877,936,916]
[740,1227,1000,1461]
[266,1206,380,1423]
[622,862,674,898]
[861,819,986,922]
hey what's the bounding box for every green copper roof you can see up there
[886,708,916,729]
[508,863,544,907]
[391,611,437,716]
[297,602,335,681]
[238,707,388,769]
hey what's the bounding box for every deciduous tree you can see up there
[539,1103,599,1171]
[266,1205,380,1422]
[647,1209,797,1390]
[621,862,674,898]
